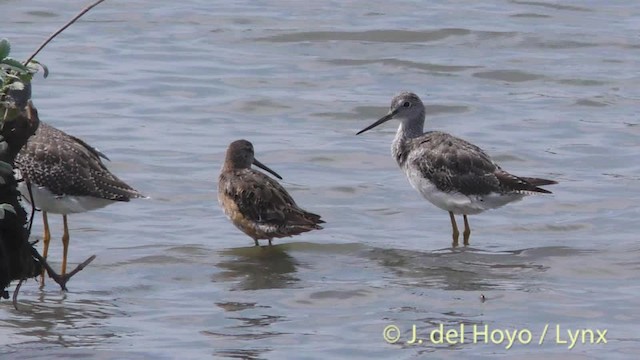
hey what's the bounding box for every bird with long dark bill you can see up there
[218,139,324,246]
[357,92,557,246]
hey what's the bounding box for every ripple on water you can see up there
[257,28,473,43]
[3,0,639,358]
[510,13,552,18]
[323,58,483,74]
[510,0,593,12]
[472,70,544,82]
[574,98,609,107]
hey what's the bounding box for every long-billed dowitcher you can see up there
[218,139,324,246]
[356,92,557,246]
[14,122,144,283]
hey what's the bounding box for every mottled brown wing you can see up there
[411,132,502,195]
[15,122,143,200]
[220,169,323,229]
[411,132,556,195]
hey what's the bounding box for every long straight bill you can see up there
[253,158,283,180]
[356,109,398,135]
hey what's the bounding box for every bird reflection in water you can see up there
[215,245,300,291]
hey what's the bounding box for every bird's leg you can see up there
[253,239,259,247]
[449,211,459,247]
[268,239,273,246]
[61,215,70,276]
[463,215,471,246]
[40,211,51,286]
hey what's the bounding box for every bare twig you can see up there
[25,181,37,233]
[12,280,23,310]
[23,0,107,65]
[30,247,96,291]
[64,255,97,280]
[11,254,96,308]
[25,103,38,233]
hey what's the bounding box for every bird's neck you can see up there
[222,161,242,174]
[392,120,423,168]
[393,119,423,149]
[397,117,424,139]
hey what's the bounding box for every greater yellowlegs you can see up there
[356,92,557,246]
[218,139,324,246]
[14,121,144,283]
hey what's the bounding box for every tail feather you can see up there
[496,171,557,194]
[276,212,324,238]
[302,210,325,225]
[520,177,558,194]
[528,186,552,194]
[286,209,324,230]
[519,177,558,187]
[91,169,146,201]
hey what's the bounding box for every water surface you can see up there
[1,0,639,358]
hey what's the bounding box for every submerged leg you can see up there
[449,211,459,247]
[61,215,70,276]
[463,215,471,246]
[40,211,51,286]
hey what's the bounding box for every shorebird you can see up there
[14,121,144,283]
[356,92,557,246]
[218,139,324,246]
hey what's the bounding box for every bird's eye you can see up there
[402,101,411,108]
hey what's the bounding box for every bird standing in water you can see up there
[218,139,324,246]
[15,122,144,284]
[357,92,556,246]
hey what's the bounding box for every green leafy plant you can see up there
[0,38,48,123]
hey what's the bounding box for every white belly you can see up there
[404,166,525,215]
[16,180,116,214]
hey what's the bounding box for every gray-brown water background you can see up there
[1,0,639,358]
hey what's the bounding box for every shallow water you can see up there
[1,0,639,358]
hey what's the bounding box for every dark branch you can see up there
[30,248,96,292]
[24,0,108,65]
[12,280,23,310]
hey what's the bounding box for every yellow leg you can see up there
[61,215,70,276]
[463,215,471,246]
[449,211,459,247]
[40,211,51,286]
